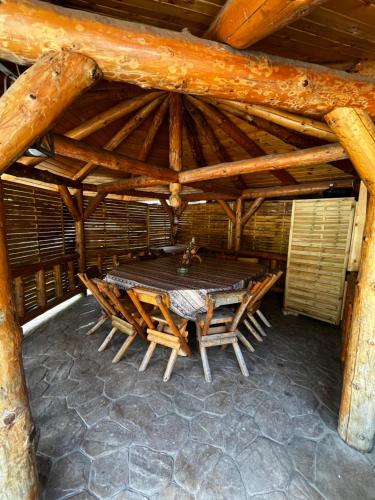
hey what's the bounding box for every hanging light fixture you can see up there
[24,132,55,158]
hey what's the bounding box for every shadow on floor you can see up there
[23,294,375,499]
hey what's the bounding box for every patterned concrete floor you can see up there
[23,294,375,500]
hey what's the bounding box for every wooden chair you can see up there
[195,287,254,383]
[243,271,283,342]
[77,267,114,336]
[94,279,147,363]
[127,287,191,382]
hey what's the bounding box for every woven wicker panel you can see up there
[284,198,355,325]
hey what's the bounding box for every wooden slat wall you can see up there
[242,201,292,254]
[284,198,355,325]
[178,202,231,250]
[3,181,78,322]
[85,197,171,273]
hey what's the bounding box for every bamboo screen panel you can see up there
[178,202,230,250]
[284,198,355,325]
[4,181,75,316]
[85,198,171,270]
[242,201,292,254]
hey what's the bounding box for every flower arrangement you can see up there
[177,238,201,274]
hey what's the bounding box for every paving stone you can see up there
[67,491,97,499]
[292,414,326,440]
[111,490,148,499]
[104,368,138,400]
[81,419,133,458]
[286,437,317,483]
[110,395,155,436]
[254,398,293,443]
[277,385,319,417]
[150,482,194,500]
[251,493,287,500]
[67,378,105,408]
[44,356,74,383]
[143,413,190,453]
[237,437,292,495]
[204,391,233,416]
[174,439,222,494]
[45,451,90,499]
[25,365,47,388]
[147,392,173,416]
[43,378,79,398]
[70,358,101,380]
[198,454,246,500]
[315,434,375,500]
[37,399,86,458]
[233,385,268,416]
[37,454,51,489]
[76,395,112,426]
[287,474,324,499]
[129,445,173,495]
[174,392,203,418]
[89,448,129,499]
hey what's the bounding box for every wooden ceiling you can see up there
[54,0,375,65]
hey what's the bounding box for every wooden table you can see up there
[106,255,264,320]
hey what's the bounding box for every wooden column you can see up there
[0,50,100,173]
[75,189,86,273]
[234,198,243,253]
[0,181,39,497]
[325,107,375,452]
[169,93,183,208]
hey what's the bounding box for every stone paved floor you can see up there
[23,294,375,500]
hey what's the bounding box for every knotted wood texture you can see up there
[1,0,375,116]
[326,107,375,452]
[206,0,327,49]
[0,49,100,173]
[0,182,39,498]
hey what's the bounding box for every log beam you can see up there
[242,197,264,226]
[218,200,236,224]
[6,163,82,188]
[98,177,168,194]
[58,185,80,221]
[0,179,39,497]
[325,107,375,452]
[84,192,107,220]
[179,143,348,184]
[138,96,170,162]
[241,179,353,199]
[1,0,375,116]
[206,0,327,49]
[0,50,100,173]
[53,135,178,181]
[72,94,164,181]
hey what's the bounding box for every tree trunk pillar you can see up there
[234,198,243,253]
[75,189,86,273]
[0,181,39,498]
[326,107,375,452]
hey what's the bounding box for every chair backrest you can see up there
[248,271,283,310]
[127,287,190,354]
[202,286,254,335]
[94,279,145,339]
[78,271,115,317]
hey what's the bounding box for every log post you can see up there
[242,197,264,227]
[218,200,236,225]
[75,189,86,273]
[0,181,39,498]
[169,93,183,208]
[0,50,100,173]
[325,107,375,452]
[234,198,243,253]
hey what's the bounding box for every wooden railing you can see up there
[11,253,83,324]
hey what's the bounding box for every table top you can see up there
[106,256,264,319]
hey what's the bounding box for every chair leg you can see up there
[139,341,157,372]
[237,331,255,353]
[98,327,117,352]
[232,339,249,377]
[87,314,108,336]
[112,334,136,364]
[249,314,267,337]
[199,343,212,383]
[163,348,179,382]
[256,309,272,328]
[244,318,263,342]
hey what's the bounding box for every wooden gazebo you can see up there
[0,0,374,497]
